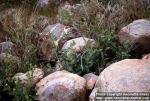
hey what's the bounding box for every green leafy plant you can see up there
[58,28,129,75]
[59,47,102,75]
[89,27,130,65]
[0,26,38,101]
[0,62,36,101]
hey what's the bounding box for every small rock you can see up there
[0,41,24,57]
[54,61,63,71]
[83,73,98,90]
[13,73,28,85]
[13,68,44,86]
[36,70,86,101]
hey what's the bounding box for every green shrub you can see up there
[58,28,129,75]
[59,47,102,75]
[0,63,36,101]
[0,28,37,101]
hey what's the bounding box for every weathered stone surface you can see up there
[90,58,150,101]
[13,68,44,86]
[37,23,81,62]
[36,70,86,101]
[41,23,81,46]
[0,41,24,57]
[118,19,150,43]
[62,37,96,53]
[83,73,98,90]
[41,23,66,41]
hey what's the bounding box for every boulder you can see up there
[37,23,81,62]
[62,37,96,53]
[41,23,66,41]
[118,19,150,43]
[40,23,81,46]
[36,70,86,101]
[0,41,24,57]
[13,68,44,87]
[90,58,150,101]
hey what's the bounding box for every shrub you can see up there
[0,25,38,101]
[0,63,36,101]
[59,47,102,75]
[58,28,130,75]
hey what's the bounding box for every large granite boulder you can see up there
[36,70,86,101]
[36,23,81,62]
[90,58,150,101]
[118,19,150,43]
[119,19,150,58]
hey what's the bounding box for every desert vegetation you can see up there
[0,0,150,101]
